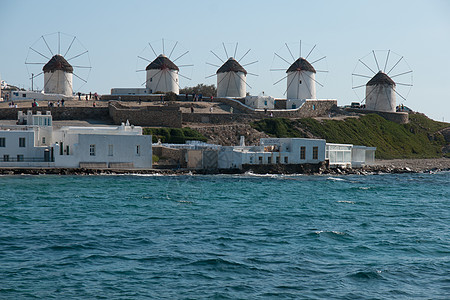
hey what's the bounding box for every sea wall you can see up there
[241,162,328,174]
[108,101,182,128]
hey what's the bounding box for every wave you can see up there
[347,270,384,280]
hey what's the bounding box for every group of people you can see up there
[8,101,17,108]
[47,99,65,107]
[77,92,99,101]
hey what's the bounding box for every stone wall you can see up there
[182,112,253,124]
[101,94,164,101]
[274,99,287,109]
[214,97,337,119]
[108,101,182,127]
[272,100,337,118]
[0,107,110,120]
[152,145,187,167]
[345,108,409,124]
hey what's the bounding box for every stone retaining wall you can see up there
[345,108,409,124]
[182,113,253,124]
[108,101,182,128]
[0,107,110,120]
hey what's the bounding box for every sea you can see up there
[0,172,449,299]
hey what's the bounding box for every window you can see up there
[268,157,272,164]
[60,142,64,155]
[42,137,46,144]
[136,145,140,156]
[17,155,24,162]
[312,105,316,110]
[284,157,288,164]
[19,137,25,147]
[300,146,306,160]
[259,156,263,164]
[90,144,96,156]
[0,137,5,147]
[22,93,26,98]
[108,144,113,156]
[313,146,319,160]
[3,155,9,162]
[249,156,253,164]
[299,80,302,84]
[276,156,280,164]
[66,145,70,155]
[150,78,153,82]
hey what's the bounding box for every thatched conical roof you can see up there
[146,54,179,71]
[367,71,396,86]
[286,57,316,73]
[217,57,247,75]
[43,55,73,73]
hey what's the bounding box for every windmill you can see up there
[352,50,413,112]
[25,32,91,96]
[136,39,193,95]
[271,41,328,101]
[205,43,258,98]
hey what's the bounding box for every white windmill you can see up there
[25,32,91,96]
[352,50,413,112]
[271,41,328,109]
[206,43,258,98]
[137,39,193,95]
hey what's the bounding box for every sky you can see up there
[1,0,449,121]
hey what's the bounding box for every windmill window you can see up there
[150,78,153,82]
[299,80,302,84]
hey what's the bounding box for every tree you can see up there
[179,84,217,97]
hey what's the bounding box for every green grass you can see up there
[251,114,449,159]
[143,127,207,144]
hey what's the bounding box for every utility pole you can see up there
[31,73,34,91]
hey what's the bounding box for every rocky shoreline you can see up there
[0,158,448,176]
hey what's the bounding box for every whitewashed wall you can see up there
[44,70,73,97]
[146,69,179,94]
[217,72,246,98]
[286,71,316,100]
[365,85,396,112]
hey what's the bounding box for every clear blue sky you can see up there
[1,0,449,121]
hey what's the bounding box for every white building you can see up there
[326,143,376,167]
[43,55,73,97]
[0,111,54,167]
[0,111,153,169]
[10,90,73,101]
[146,54,179,94]
[216,57,247,98]
[286,58,316,101]
[245,95,275,109]
[218,138,326,169]
[365,71,396,112]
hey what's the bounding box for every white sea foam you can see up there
[337,200,355,204]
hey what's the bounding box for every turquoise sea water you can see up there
[0,172,449,299]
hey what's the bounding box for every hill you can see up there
[251,113,450,159]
